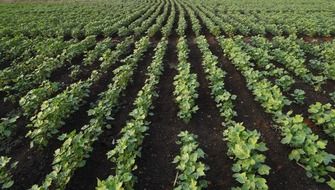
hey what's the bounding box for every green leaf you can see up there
[232,163,241,173]
[233,144,250,159]
[281,133,292,144]
[323,153,335,165]
[256,143,268,152]
[327,177,335,189]
[233,172,248,184]
[316,140,327,149]
[255,177,268,189]
[2,181,14,189]
[288,149,301,161]
[257,165,271,175]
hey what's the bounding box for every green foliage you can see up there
[2,1,335,190]
[0,156,17,189]
[100,36,134,71]
[96,39,167,190]
[184,6,201,36]
[220,36,335,187]
[173,131,208,190]
[243,36,295,92]
[276,112,335,183]
[31,36,152,190]
[0,114,20,141]
[308,102,335,140]
[224,123,270,190]
[19,81,61,117]
[147,2,169,38]
[60,35,96,63]
[176,3,187,36]
[161,1,176,38]
[27,80,91,148]
[83,38,114,66]
[271,36,325,89]
[220,37,287,114]
[174,36,199,123]
[69,65,81,80]
[330,91,335,103]
[291,89,305,105]
[196,35,237,124]
[320,42,335,80]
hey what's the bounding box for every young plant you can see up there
[220,36,335,187]
[69,65,81,80]
[223,123,270,190]
[96,39,167,190]
[30,36,152,190]
[308,102,335,139]
[19,81,61,117]
[0,112,20,141]
[330,91,335,103]
[27,80,91,148]
[173,131,208,190]
[173,36,199,123]
[291,89,305,105]
[0,156,17,189]
[277,112,335,183]
[83,38,113,66]
[275,75,294,92]
[195,35,237,125]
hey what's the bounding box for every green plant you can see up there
[0,114,20,141]
[277,112,335,183]
[196,35,237,124]
[185,6,201,36]
[174,36,199,123]
[96,39,167,190]
[308,102,335,139]
[291,89,305,105]
[19,81,61,117]
[99,36,134,71]
[0,156,17,189]
[275,75,294,91]
[27,80,91,148]
[223,123,270,190]
[176,4,186,36]
[69,65,81,80]
[219,36,335,187]
[330,91,335,103]
[161,2,175,38]
[173,131,208,190]
[31,36,153,190]
[60,35,96,63]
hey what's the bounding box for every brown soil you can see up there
[0,97,16,118]
[303,36,334,43]
[322,80,335,97]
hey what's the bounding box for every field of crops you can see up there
[0,0,335,189]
